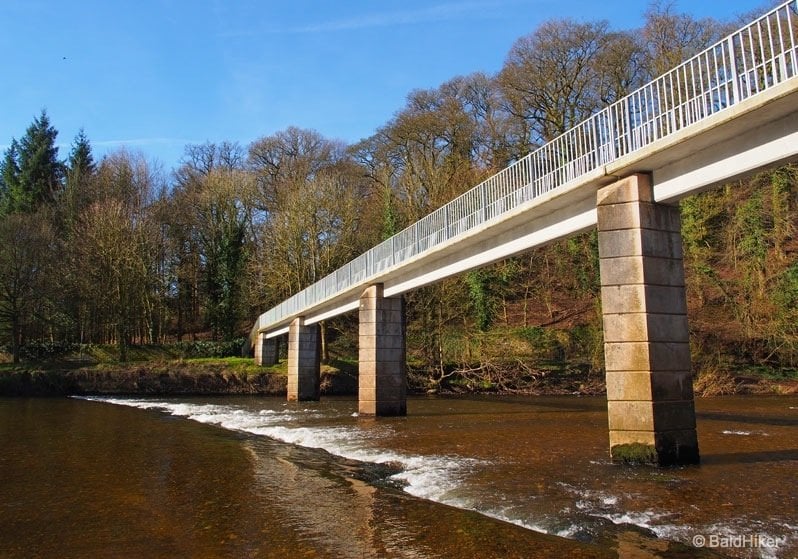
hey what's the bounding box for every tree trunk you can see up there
[320,320,329,363]
[11,313,20,364]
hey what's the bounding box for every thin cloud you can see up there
[1,139,191,152]
[293,2,504,32]
[91,138,197,148]
[221,1,511,36]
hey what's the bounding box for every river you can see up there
[0,395,795,558]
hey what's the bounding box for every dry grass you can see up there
[693,367,739,396]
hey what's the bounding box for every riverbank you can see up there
[1,356,795,397]
[0,355,359,397]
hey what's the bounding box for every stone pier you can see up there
[254,333,279,366]
[359,284,406,416]
[287,317,320,402]
[597,173,699,466]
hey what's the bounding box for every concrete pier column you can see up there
[254,333,279,366]
[597,173,699,466]
[287,317,320,402]
[359,284,406,416]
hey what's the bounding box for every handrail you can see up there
[254,0,798,337]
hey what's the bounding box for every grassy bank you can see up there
[0,343,352,397]
[0,358,281,397]
[1,341,796,397]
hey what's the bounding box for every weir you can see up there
[249,1,798,465]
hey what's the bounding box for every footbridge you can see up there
[250,1,798,465]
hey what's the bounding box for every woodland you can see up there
[1,3,796,394]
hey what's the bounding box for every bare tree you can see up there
[642,1,724,77]
[499,19,611,145]
[71,150,160,360]
[0,211,55,362]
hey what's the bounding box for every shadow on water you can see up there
[696,410,798,427]
[407,393,607,417]
[701,448,798,465]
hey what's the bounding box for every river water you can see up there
[0,395,795,558]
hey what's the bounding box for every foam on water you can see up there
[721,429,770,436]
[80,396,795,556]
[82,396,578,537]
[568,483,795,558]
[81,397,474,506]
[477,506,562,536]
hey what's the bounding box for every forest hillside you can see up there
[1,3,796,395]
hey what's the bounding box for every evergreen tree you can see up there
[0,140,21,215]
[57,130,97,342]
[2,110,64,213]
[62,129,96,227]
[67,128,95,178]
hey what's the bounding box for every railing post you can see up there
[444,205,450,240]
[727,35,742,104]
[367,249,372,277]
[480,182,488,223]
[789,4,798,78]
[524,156,533,201]
[622,96,632,155]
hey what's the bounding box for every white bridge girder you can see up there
[260,80,798,337]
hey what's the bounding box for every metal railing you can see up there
[255,0,798,335]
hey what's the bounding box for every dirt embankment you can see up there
[0,364,287,397]
[1,360,794,398]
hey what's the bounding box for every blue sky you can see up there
[0,0,772,172]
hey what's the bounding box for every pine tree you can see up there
[1,110,64,213]
[0,140,21,215]
[62,129,96,227]
[68,128,95,178]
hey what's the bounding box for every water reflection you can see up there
[0,398,616,558]
[1,395,795,558]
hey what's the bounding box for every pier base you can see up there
[359,285,406,416]
[254,333,279,366]
[287,318,320,402]
[597,174,699,466]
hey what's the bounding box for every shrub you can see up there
[18,340,81,360]
[174,338,247,359]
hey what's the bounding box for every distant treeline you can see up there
[1,3,796,388]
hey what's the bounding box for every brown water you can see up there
[0,395,795,558]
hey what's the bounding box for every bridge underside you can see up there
[257,172,705,465]
[256,81,798,341]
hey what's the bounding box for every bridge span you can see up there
[250,1,798,465]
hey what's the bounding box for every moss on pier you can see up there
[611,443,659,466]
